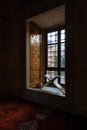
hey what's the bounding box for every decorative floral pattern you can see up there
[16,120,37,130]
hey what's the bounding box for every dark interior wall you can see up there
[7,0,25,96]
[0,0,22,97]
[72,1,87,116]
[0,1,10,96]
[7,0,21,96]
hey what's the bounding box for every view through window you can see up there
[42,27,65,96]
[46,28,65,86]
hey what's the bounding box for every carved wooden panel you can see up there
[29,22,42,87]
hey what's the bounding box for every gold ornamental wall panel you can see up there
[29,22,42,88]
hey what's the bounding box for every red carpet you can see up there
[0,99,41,130]
[0,98,87,130]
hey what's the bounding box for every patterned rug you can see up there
[16,120,37,130]
[0,99,41,130]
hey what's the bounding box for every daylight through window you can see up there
[46,27,65,87]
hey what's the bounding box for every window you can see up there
[25,2,73,109]
[26,5,66,97]
[45,27,65,88]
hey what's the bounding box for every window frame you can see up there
[44,25,65,87]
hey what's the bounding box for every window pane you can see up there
[61,29,65,42]
[61,30,65,33]
[46,71,58,82]
[47,44,58,67]
[60,71,65,84]
[61,43,65,67]
[47,31,58,44]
